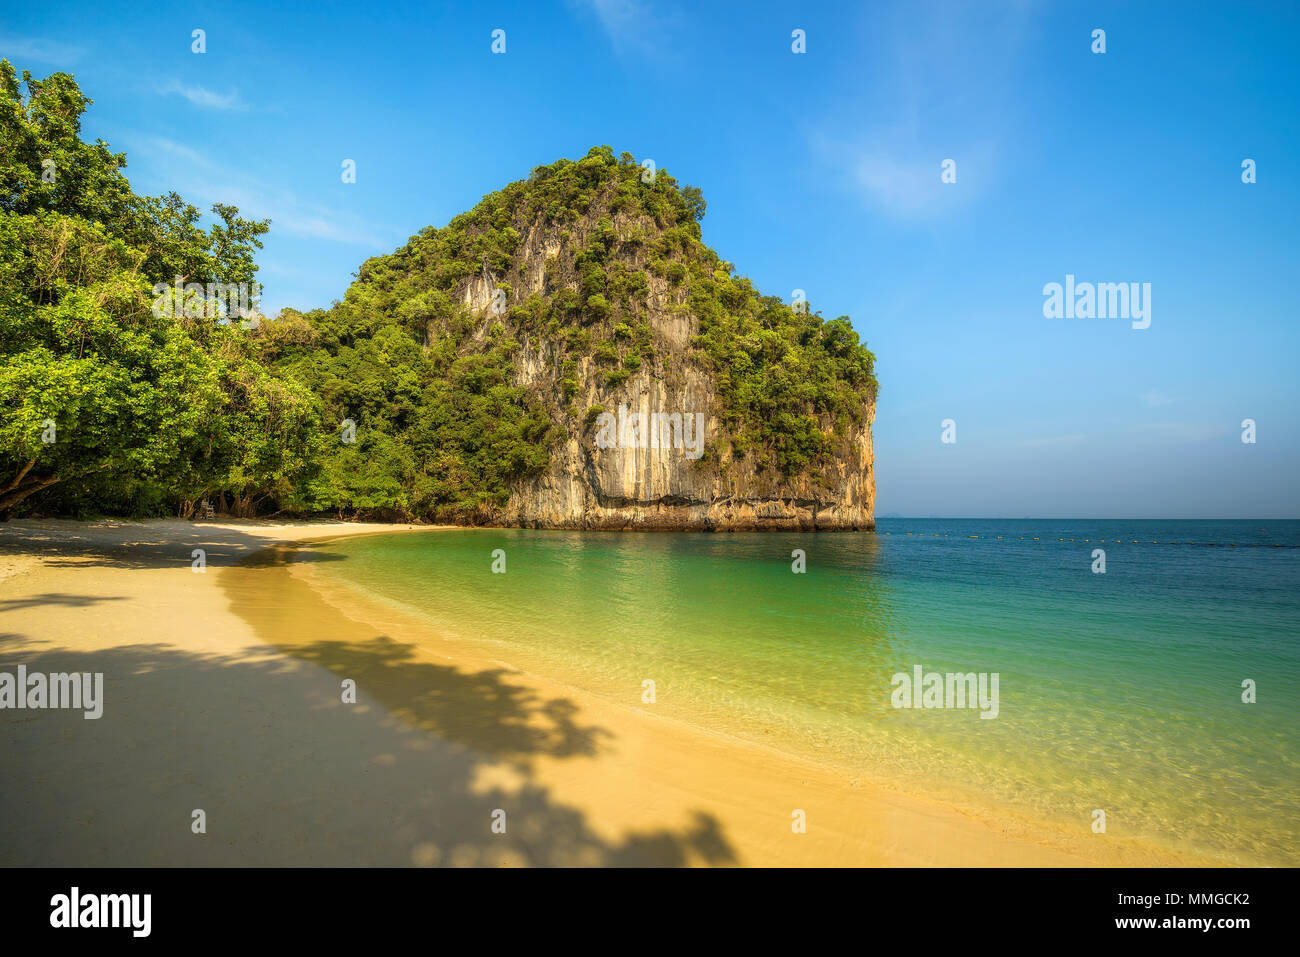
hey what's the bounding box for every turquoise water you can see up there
[308,519,1300,865]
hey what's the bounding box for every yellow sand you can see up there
[0,519,1222,866]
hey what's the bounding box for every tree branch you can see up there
[1,459,36,495]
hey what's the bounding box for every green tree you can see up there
[0,61,316,518]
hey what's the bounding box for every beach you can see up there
[0,519,1229,866]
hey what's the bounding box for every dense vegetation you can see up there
[1,64,876,522]
[0,61,318,519]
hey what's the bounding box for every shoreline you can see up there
[253,533,1227,866]
[1,519,1226,866]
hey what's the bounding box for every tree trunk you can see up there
[0,461,113,518]
[2,460,37,495]
[0,474,63,514]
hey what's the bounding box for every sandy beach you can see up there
[0,519,1221,866]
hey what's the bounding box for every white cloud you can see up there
[852,153,932,218]
[276,214,386,246]
[1140,389,1176,407]
[0,35,84,66]
[160,80,246,111]
[811,0,1035,221]
[147,136,210,167]
[130,136,391,250]
[192,182,389,249]
[847,143,995,220]
[572,0,676,58]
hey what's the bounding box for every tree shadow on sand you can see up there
[288,634,607,763]
[0,635,737,867]
[1,522,739,866]
[0,593,127,612]
[0,519,353,571]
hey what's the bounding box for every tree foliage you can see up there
[0,60,315,518]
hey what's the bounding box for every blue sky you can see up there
[3,0,1297,517]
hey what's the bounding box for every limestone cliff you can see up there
[338,146,877,530]
[440,163,873,530]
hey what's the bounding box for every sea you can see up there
[305,518,1300,865]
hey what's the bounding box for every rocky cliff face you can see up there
[448,211,876,531]
[498,390,876,530]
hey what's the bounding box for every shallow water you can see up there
[307,519,1300,865]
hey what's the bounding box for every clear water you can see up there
[305,519,1300,865]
